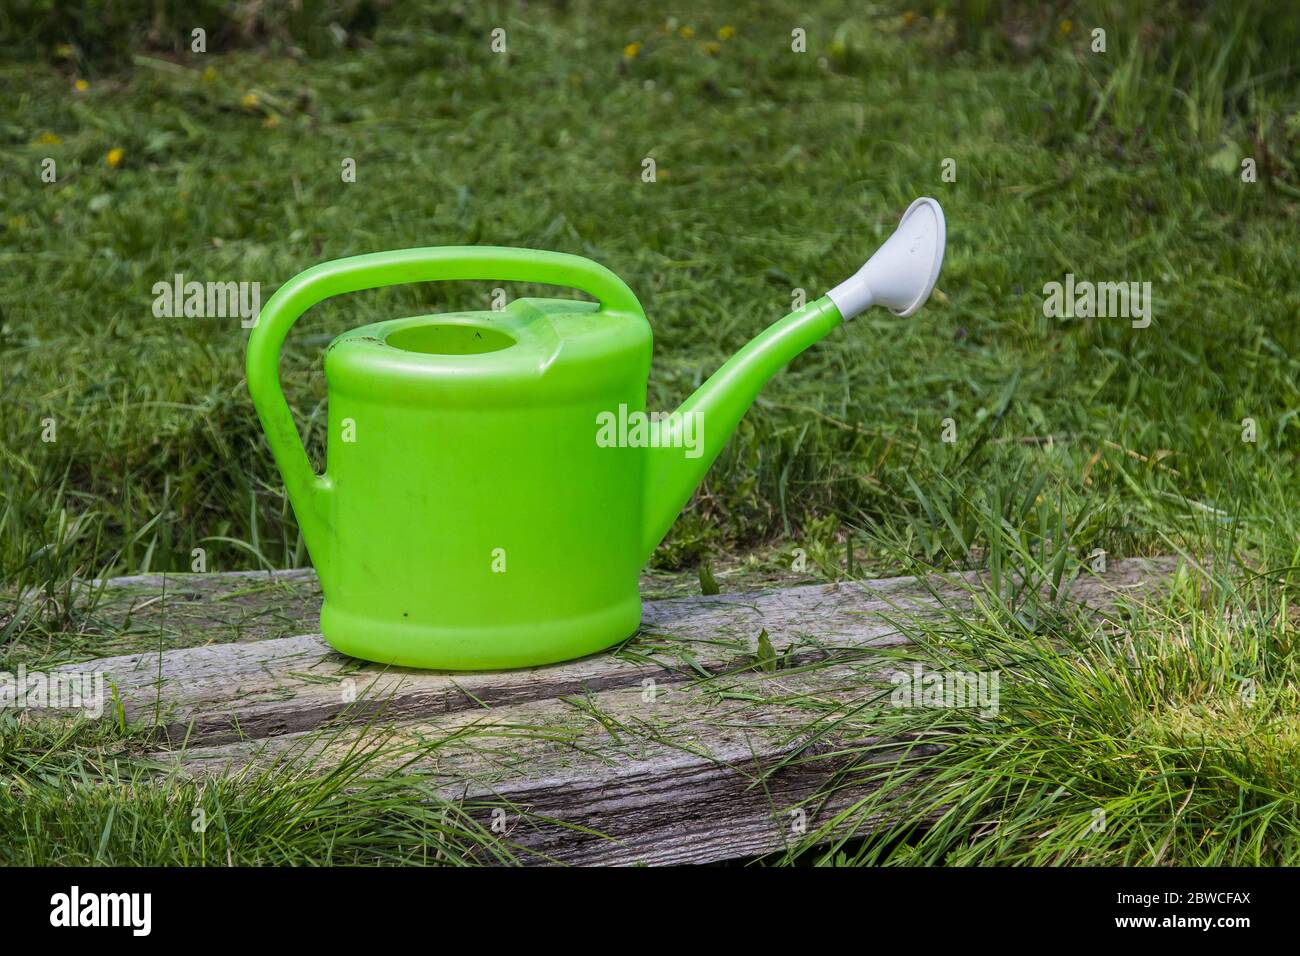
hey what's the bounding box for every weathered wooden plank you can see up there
[56,557,1176,747]
[41,554,1184,866]
[73,560,804,656]
[170,661,936,866]
[78,568,323,652]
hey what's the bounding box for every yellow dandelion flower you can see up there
[37,131,62,145]
[703,41,721,56]
[718,26,735,40]
[106,147,124,168]
[201,66,217,83]
[55,44,74,59]
[623,42,640,59]
[678,25,694,39]
[73,78,88,92]
[1060,19,1073,35]
[241,91,259,109]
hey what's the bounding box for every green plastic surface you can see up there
[247,246,844,669]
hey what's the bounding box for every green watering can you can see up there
[247,198,945,670]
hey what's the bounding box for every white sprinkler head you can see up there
[826,197,946,320]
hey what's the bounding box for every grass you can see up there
[1,0,1299,865]
[0,716,527,865]
[779,534,1300,865]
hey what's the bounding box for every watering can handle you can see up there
[245,246,643,558]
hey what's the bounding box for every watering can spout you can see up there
[639,197,946,562]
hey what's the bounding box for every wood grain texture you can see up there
[36,556,1182,865]
[174,662,941,865]
[56,557,1175,747]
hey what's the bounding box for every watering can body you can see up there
[247,200,945,670]
[320,298,652,669]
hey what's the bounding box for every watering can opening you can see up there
[385,322,516,356]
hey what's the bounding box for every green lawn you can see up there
[2,0,1299,865]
